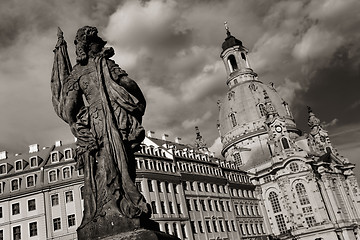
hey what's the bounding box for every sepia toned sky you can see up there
[0,0,359,171]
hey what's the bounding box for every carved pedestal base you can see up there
[77,210,179,240]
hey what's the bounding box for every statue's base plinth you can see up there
[77,209,180,240]
[101,229,180,240]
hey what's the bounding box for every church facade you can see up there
[217,25,360,240]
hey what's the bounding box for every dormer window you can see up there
[15,160,23,171]
[30,156,38,167]
[64,149,73,160]
[227,55,238,72]
[11,179,20,191]
[51,152,59,163]
[0,164,6,175]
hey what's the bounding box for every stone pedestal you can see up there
[77,209,179,240]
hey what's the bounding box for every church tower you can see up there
[218,23,300,170]
[217,23,360,240]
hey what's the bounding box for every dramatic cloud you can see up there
[0,0,359,176]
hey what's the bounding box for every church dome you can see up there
[219,80,297,152]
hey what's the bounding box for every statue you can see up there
[51,26,171,240]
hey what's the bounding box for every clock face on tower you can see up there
[275,125,282,133]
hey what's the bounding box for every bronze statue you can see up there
[51,26,151,239]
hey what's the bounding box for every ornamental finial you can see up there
[224,21,231,36]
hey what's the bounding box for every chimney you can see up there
[162,133,169,141]
[0,151,7,160]
[29,144,39,153]
[175,137,182,144]
[55,140,62,147]
[147,130,155,138]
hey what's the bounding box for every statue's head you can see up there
[74,26,107,65]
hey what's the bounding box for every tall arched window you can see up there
[295,183,310,205]
[241,52,246,61]
[281,137,290,149]
[227,55,238,72]
[269,191,281,213]
[258,104,265,117]
[230,113,237,127]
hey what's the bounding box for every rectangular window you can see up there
[53,218,61,231]
[198,182,202,192]
[181,224,187,239]
[177,204,182,214]
[194,200,199,211]
[165,182,170,193]
[11,179,19,191]
[190,182,195,191]
[226,201,231,212]
[198,221,204,233]
[219,220,224,232]
[275,214,287,234]
[64,149,72,159]
[65,191,74,203]
[231,220,236,231]
[29,222,37,237]
[13,226,21,240]
[160,201,166,214]
[205,221,211,233]
[0,165,6,175]
[151,201,157,214]
[225,220,231,232]
[220,201,225,212]
[28,199,36,211]
[15,161,22,171]
[51,194,59,206]
[215,200,219,211]
[208,200,213,211]
[212,221,218,232]
[190,221,197,234]
[186,199,192,211]
[240,224,245,235]
[305,216,316,227]
[169,202,174,214]
[0,229,3,240]
[0,207,2,218]
[148,180,153,192]
[12,203,20,215]
[68,214,76,227]
[51,152,58,163]
[157,181,162,192]
[30,157,37,167]
[27,176,35,187]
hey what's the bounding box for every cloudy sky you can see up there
[0,0,359,172]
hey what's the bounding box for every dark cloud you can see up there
[0,0,359,175]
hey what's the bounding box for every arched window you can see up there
[241,52,246,61]
[269,191,281,213]
[230,113,237,127]
[281,137,290,149]
[227,55,238,72]
[258,104,265,117]
[295,183,310,205]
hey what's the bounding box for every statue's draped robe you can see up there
[53,54,148,228]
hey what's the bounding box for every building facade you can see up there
[0,130,267,240]
[217,26,360,240]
